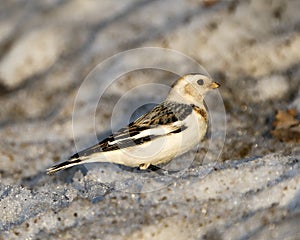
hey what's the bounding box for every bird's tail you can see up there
[46,156,83,174]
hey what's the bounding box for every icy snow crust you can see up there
[1,0,300,239]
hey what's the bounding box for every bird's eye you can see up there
[197,79,204,85]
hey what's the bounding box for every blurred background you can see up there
[0,0,300,239]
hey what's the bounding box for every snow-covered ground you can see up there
[0,0,300,239]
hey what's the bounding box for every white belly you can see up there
[97,112,207,167]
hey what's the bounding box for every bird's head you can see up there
[167,73,220,104]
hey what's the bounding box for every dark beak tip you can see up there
[211,82,220,89]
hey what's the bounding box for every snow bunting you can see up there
[47,73,220,174]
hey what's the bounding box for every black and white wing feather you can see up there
[75,101,192,155]
[47,101,192,174]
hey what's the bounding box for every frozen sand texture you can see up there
[0,0,300,239]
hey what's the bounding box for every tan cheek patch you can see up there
[184,84,203,102]
[184,84,194,96]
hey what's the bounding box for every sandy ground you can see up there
[0,0,300,239]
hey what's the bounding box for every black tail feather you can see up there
[46,158,82,174]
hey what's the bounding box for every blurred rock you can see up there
[272,109,300,142]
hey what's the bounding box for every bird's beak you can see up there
[209,82,220,89]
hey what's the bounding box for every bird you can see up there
[46,73,220,174]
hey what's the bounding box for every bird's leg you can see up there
[139,163,167,175]
[140,163,180,175]
[140,163,166,172]
[147,164,164,172]
[139,163,150,170]
[147,164,171,175]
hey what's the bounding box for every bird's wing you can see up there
[133,101,192,125]
[71,102,192,158]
